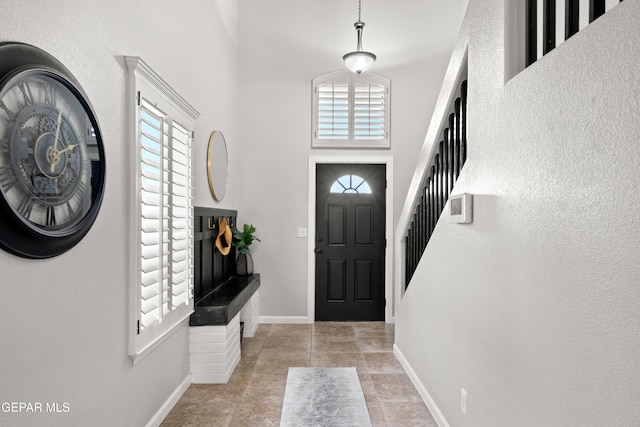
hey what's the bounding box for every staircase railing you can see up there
[399,0,624,292]
[404,79,467,288]
[526,0,624,68]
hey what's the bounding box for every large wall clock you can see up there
[0,42,106,258]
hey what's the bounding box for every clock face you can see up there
[0,43,105,258]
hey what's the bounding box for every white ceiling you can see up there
[240,0,468,70]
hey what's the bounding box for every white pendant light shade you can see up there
[343,51,376,75]
[343,1,376,74]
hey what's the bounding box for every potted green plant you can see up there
[232,223,260,275]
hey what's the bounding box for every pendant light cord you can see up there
[358,0,362,22]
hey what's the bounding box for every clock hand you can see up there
[56,144,77,154]
[53,109,62,150]
[50,109,63,173]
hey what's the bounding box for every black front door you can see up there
[315,163,386,321]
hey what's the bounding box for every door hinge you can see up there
[137,91,141,106]
[385,238,387,248]
[137,320,140,335]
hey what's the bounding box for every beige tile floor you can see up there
[161,322,436,426]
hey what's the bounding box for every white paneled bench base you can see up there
[240,291,260,338]
[189,314,241,384]
[188,275,260,384]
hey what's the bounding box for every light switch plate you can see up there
[297,227,308,238]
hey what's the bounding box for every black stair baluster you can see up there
[405,234,411,288]
[461,81,468,166]
[454,97,462,181]
[421,185,428,252]
[411,214,417,275]
[566,0,580,39]
[425,178,432,242]
[434,153,441,220]
[443,131,450,203]
[438,141,444,218]
[429,167,436,234]
[448,113,455,194]
[526,0,538,66]
[407,227,412,280]
[418,195,424,255]
[543,0,556,54]
[404,234,413,289]
[590,0,606,22]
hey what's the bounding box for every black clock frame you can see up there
[0,42,106,258]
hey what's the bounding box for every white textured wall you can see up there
[237,0,465,319]
[396,0,640,425]
[0,1,238,425]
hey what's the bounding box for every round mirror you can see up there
[207,130,229,201]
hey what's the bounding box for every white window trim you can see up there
[125,56,200,363]
[312,71,391,149]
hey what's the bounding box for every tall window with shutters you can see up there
[125,57,200,362]
[312,71,390,149]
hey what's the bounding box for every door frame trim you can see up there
[307,156,394,323]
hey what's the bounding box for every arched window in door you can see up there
[330,175,372,194]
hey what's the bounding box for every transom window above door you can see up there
[312,71,390,149]
[330,175,372,194]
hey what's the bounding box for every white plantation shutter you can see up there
[317,82,349,140]
[126,56,199,361]
[313,71,390,148]
[136,96,195,351]
[354,81,386,140]
[139,105,163,331]
[169,122,192,310]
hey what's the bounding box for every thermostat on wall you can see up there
[449,193,473,224]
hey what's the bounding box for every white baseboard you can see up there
[259,316,311,324]
[259,316,393,324]
[146,374,191,427]
[393,344,450,427]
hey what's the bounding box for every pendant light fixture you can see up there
[343,0,376,75]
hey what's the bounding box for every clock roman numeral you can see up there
[46,206,56,226]
[76,181,91,201]
[0,101,16,121]
[66,201,76,219]
[0,138,9,153]
[76,180,88,199]
[0,164,17,191]
[17,81,34,106]
[67,179,89,217]
[17,195,34,219]
[43,83,56,106]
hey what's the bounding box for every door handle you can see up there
[314,248,323,254]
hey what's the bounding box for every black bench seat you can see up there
[189,273,260,326]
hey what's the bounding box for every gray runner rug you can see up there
[280,367,372,427]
